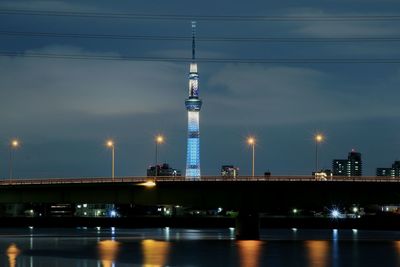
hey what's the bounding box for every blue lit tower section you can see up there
[185,22,202,179]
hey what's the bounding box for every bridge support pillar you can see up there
[235,210,260,240]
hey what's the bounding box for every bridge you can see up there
[0,175,399,207]
[1,175,400,239]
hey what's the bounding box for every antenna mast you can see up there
[191,21,196,61]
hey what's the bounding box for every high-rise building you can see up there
[376,161,400,177]
[185,22,202,179]
[392,161,400,177]
[332,150,362,177]
[347,150,362,176]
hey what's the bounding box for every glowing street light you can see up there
[314,133,324,172]
[247,137,256,178]
[106,140,115,181]
[9,139,20,181]
[155,135,164,177]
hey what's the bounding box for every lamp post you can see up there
[9,139,20,181]
[247,137,256,178]
[314,133,324,173]
[155,135,164,176]
[106,140,115,181]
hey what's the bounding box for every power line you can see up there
[1,52,399,64]
[0,9,400,21]
[1,31,400,42]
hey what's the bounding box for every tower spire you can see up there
[191,21,196,61]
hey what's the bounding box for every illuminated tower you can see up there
[185,21,202,179]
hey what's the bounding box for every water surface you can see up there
[1,228,400,266]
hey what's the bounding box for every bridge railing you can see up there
[154,176,400,182]
[1,175,400,186]
[0,176,149,185]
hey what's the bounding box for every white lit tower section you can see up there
[185,22,202,179]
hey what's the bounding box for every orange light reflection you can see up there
[98,240,120,267]
[305,240,329,267]
[237,240,262,267]
[394,241,400,264]
[6,244,20,267]
[142,239,170,267]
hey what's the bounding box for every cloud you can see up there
[206,64,400,125]
[282,8,400,57]
[0,0,101,11]
[0,45,190,140]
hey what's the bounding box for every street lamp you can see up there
[314,133,324,172]
[106,140,115,181]
[247,137,256,178]
[9,139,20,181]
[155,135,164,177]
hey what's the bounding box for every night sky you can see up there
[0,0,399,178]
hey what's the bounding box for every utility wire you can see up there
[0,9,400,21]
[1,52,399,64]
[1,31,400,42]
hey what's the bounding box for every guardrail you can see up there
[1,175,400,186]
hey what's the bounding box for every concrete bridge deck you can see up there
[0,176,399,208]
[0,175,399,186]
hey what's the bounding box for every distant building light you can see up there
[330,209,341,219]
[110,210,117,217]
[221,165,239,178]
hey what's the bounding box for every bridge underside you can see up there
[0,181,399,210]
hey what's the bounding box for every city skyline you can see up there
[0,1,400,177]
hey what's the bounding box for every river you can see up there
[1,227,400,266]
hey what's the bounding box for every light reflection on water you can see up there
[1,228,400,266]
[98,240,120,267]
[305,241,329,267]
[237,240,262,267]
[394,241,400,265]
[142,240,169,267]
[6,244,20,267]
